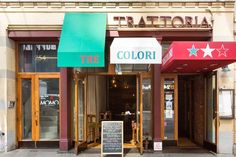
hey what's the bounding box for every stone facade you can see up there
[0,0,235,154]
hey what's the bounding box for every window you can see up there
[19,44,59,72]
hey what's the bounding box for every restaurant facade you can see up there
[0,0,236,155]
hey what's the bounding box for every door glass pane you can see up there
[206,75,216,143]
[164,79,175,140]
[142,79,152,140]
[22,79,32,139]
[78,79,85,141]
[39,78,59,139]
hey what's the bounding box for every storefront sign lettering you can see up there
[40,95,59,107]
[23,44,57,51]
[40,99,59,106]
[110,38,162,64]
[117,51,156,60]
[113,15,211,28]
[111,49,160,64]
[81,55,98,64]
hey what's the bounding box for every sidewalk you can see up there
[0,149,235,157]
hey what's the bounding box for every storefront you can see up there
[0,0,235,155]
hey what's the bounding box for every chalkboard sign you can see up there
[101,121,123,157]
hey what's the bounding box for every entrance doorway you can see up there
[177,73,218,152]
[178,75,200,148]
[74,74,144,154]
[108,75,136,143]
[17,74,60,145]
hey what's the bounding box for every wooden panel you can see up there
[139,74,143,154]
[174,75,178,140]
[17,73,60,77]
[31,76,36,141]
[34,75,40,141]
[75,81,78,144]
[160,76,164,139]
[17,78,22,141]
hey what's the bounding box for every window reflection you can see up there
[19,44,59,72]
[164,79,175,140]
[39,78,59,139]
[142,79,152,140]
[22,79,32,140]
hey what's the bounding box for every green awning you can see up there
[58,13,107,67]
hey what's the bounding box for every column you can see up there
[59,68,72,151]
[153,64,162,146]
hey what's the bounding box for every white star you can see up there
[201,44,215,58]
[217,44,228,57]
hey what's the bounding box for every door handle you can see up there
[35,120,38,126]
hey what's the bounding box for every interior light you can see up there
[176,67,183,70]
[203,68,208,70]
[112,76,116,84]
[182,64,188,67]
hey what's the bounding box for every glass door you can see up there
[74,76,87,154]
[17,74,60,142]
[204,72,218,152]
[17,76,34,141]
[37,76,59,140]
[136,74,143,154]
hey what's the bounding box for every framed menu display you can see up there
[219,89,234,119]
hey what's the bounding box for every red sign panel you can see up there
[161,42,236,73]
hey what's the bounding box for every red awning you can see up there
[161,41,236,73]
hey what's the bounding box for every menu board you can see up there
[219,89,234,119]
[101,121,123,157]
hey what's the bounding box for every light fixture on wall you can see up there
[222,65,230,72]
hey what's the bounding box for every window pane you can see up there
[19,44,35,72]
[142,78,152,140]
[35,44,59,72]
[22,79,32,139]
[164,79,175,140]
[39,78,59,139]
[19,44,59,72]
[206,76,216,143]
[78,79,85,141]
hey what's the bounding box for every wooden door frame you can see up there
[17,73,60,142]
[74,75,88,154]
[136,74,144,154]
[160,74,178,141]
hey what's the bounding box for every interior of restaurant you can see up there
[84,75,137,145]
